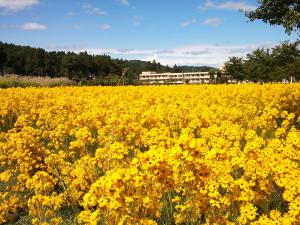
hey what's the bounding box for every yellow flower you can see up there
[0,84,299,224]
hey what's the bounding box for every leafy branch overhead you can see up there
[245,0,300,35]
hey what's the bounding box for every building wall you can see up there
[139,71,211,84]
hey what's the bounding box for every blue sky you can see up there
[0,0,298,67]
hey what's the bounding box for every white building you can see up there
[139,71,211,84]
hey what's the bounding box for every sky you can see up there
[0,0,298,67]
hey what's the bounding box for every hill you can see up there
[0,42,216,85]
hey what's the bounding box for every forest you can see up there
[223,41,300,82]
[1,40,299,85]
[0,42,214,85]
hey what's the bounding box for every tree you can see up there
[223,57,245,81]
[172,64,182,73]
[0,44,6,75]
[33,48,46,76]
[222,41,300,82]
[271,41,300,81]
[0,42,218,85]
[208,68,217,83]
[245,1,300,35]
[244,48,274,82]
[293,56,300,81]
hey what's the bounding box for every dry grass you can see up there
[0,74,74,88]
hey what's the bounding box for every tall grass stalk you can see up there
[0,74,74,88]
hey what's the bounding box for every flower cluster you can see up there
[0,84,299,224]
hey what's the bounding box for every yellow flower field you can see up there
[0,84,299,225]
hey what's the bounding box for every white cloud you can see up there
[180,19,197,28]
[48,42,275,67]
[202,17,222,26]
[82,4,107,15]
[133,21,140,27]
[180,21,191,28]
[82,3,91,9]
[133,16,143,27]
[66,11,76,17]
[0,0,39,11]
[72,24,81,29]
[200,0,256,11]
[120,0,129,6]
[22,22,47,30]
[0,24,19,29]
[99,23,112,30]
[1,22,47,30]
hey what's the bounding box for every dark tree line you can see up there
[223,41,300,82]
[0,42,215,85]
[0,42,120,78]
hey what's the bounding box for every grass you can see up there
[0,74,74,88]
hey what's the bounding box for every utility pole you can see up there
[118,67,129,86]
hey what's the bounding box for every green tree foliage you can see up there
[172,64,183,73]
[223,41,300,82]
[244,48,274,81]
[0,45,6,74]
[208,68,217,76]
[0,42,215,85]
[293,56,300,80]
[223,57,245,81]
[208,68,217,83]
[271,41,300,81]
[245,0,300,35]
